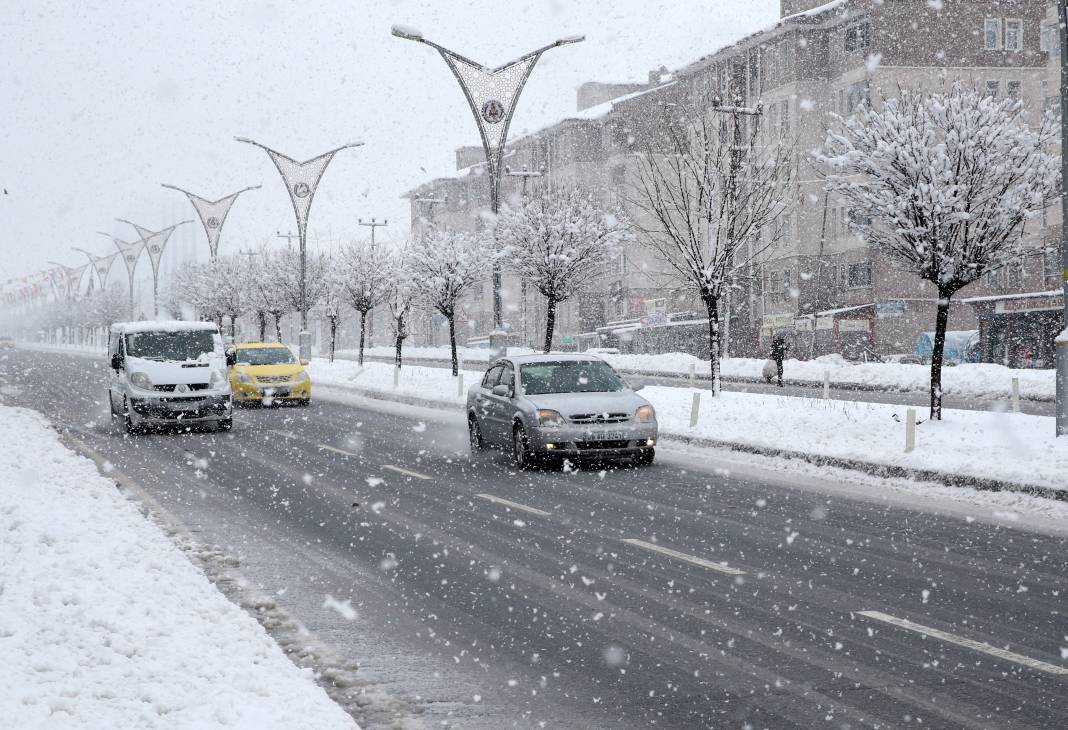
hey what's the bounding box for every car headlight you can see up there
[129,371,152,389]
[294,370,309,383]
[636,405,656,423]
[235,369,252,385]
[537,409,565,427]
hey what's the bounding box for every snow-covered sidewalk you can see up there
[308,359,1068,494]
[0,405,358,730]
[338,345,1056,403]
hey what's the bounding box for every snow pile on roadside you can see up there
[310,360,1067,492]
[0,405,359,730]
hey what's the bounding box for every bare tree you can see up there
[382,249,416,370]
[340,241,391,366]
[317,262,348,362]
[495,188,627,353]
[407,229,491,375]
[816,82,1059,419]
[628,103,796,394]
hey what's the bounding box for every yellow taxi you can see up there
[228,342,311,406]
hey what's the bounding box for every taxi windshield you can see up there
[237,347,296,366]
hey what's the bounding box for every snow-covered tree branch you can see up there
[340,241,391,366]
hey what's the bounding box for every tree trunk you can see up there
[329,316,337,363]
[929,288,953,421]
[229,313,236,339]
[543,298,557,354]
[447,310,458,376]
[394,316,405,370]
[358,310,367,367]
[273,313,282,343]
[703,293,722,397]
[257,311,266,341]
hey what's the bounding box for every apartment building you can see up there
[405,0,1063,362]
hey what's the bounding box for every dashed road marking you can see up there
[857,610,1068,676]
[382,464,431,480]
[621,538,746,576]
[475,493,550,517]
[268,429,300,440]
[319,444,358,457]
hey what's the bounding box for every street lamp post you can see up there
[161,183,260,260]
[392,26,583,358]
[358,217,388,347]
[236,137,363,360]
[1056,0,1068,437]
[117,219,190,319]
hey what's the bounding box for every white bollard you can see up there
[823,370,830,400]
[1011,377,1020,413]
[457,372,464,399]
[690,391,701,428]
[393,365,400,389]
[688,362,696,385]
[904,408,916,453]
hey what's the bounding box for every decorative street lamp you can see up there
[161,183,260,260]
[73,247,119,291]
[391,26,584,358]
[236,137,363,360]
[116,218,190,319]
[99,232,144,319]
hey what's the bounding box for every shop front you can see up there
[963,290,1064,368]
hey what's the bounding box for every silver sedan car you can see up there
[467,353,658,468]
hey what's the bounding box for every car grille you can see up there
[575,440,631,450]
[569,412,629,424]
[256,375,291,385]
[153,383,210,392]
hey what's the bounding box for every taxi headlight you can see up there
[636,405,656,423]
[235,370,252,385]
[537,409,565,427]
[129,371,152,389]
[294,370,309,383]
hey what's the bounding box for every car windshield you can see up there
[237,347,296,365]
[125,330,215,361]
[520,361,624,395]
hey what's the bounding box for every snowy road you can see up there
[4,348,1068,729]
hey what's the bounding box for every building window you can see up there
[1041,23,1058,54]
[780,98,790,135]
[1007,259,1024,289]
[1004,19,1023,52]
[768,270,781,303]
[847,262,873,288]
[1044,246,1061,286]
[985,80,1000,99]
[844,23,871,53]
[845,81,868,113]
[1007,80,1021,99]
[984,18,1001,50]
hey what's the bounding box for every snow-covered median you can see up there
[335,346,1056,402]
[0,405,358,730]
[308,359,1067,494]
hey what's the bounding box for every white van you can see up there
[107,321,235,433]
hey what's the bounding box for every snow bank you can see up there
[0,405,359,730]
[309,360,1068,493]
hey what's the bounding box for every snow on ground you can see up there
[308,359,1068,493]
[0,405,359,730]
[332,345,1055,402]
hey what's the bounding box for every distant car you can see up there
[881,353,922,365]
[467,353,657,469]
[228,342,311,406]
[0,335,15,349]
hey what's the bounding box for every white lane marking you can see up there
[381,464,431,480]
[475,493,550,517]
[319,444,358,457]
[268,429,299,440]
[621,538,746,576]
[857,610,1068,676]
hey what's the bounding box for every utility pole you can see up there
[1057,0,1068,437]
[358,218,388,347]
[709,95,763,359]
[505,165,544,348]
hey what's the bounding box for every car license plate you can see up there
[588,431,625,441]
[265,387,290,397]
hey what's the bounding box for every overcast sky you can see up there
[1,0,777,283]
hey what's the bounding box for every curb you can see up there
[315,381,1067,503]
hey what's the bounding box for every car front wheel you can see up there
[512,423,534,470]
[468,415,485,451]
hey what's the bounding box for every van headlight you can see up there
[636,405,656,423]
[210,369,227,389]
[129,371,153,389]
[537,409,565,427]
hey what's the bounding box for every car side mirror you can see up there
[225,350,236,367]
[110,352,123,371]
[300,358,310,366]
[491,384,512,398]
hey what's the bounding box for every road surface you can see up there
[2,348,1066,729]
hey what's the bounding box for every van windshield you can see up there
[125,330,215,361]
